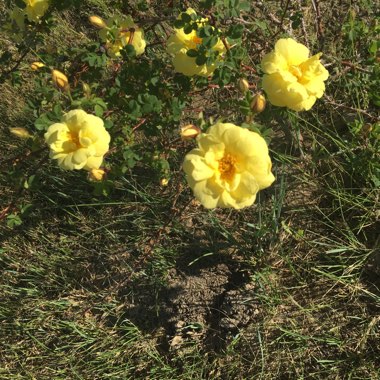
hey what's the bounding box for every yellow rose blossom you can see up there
[167,8,226,77]
[24,0,49,22]
[261,38,329,111]
[44,110,111,171]
[99,15,146,57]
[183,122,275,209]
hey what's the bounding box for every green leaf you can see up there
[174,19,184,29]
[181,12,192,23]
[195,54,207,66]
[34,114,52,131]
[202,36,218,48]
[187,49,199,57]
[94,104,104,117]
[198,25,213,38]
[6,214,22,228]
[227,24,245,39]
[183,24,194,34]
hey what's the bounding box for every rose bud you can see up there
[180,124,201,140]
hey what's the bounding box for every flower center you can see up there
[219,153,237,182]
[289,65,303,80]
[67,131,81,148]
[192,35,202,45]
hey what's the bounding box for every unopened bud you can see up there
[30,61,45,70]
[250,93,266,114]
[89,168,106,181]
[9,127,31,139]
[89,15,107,29]
[51,69,69,91]
[82,82,91,97]
[160,178,169,187]
[237,78,249,93]
[180,124,201,140]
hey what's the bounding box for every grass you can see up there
[1,0,379,379]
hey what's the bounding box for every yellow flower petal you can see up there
[84,156,104,170]
[183,149,215,181]
[261,51,288,74]
[275,38,310,66]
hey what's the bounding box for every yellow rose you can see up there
[261,38,329,111]
[99,15,146,57]
[44,110,111,171]
[167,8,226,77]
[24,0,49,22]
[183,122,275,209]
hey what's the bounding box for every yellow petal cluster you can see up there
[167,8,226,77]
[261,38,329,111]
[24,0,49,22]
[183,123,275,209]
[44,110,111,171]
[98,15,146,57]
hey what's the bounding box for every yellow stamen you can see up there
[289,65,303,79]
[219,153,237,181]
[67,132,80,148]
[191,35,202,45]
